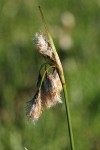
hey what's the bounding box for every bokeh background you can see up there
[0,0,100,150]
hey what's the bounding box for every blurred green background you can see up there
[0,0,100,150]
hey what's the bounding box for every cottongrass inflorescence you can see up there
[26,90,42,123]
[26,33,62,123]
[34,33,55,63]
[41,70,62,108]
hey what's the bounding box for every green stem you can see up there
[63,84,75,150]
[38,6,75,150]
[39,62,48,74]
[39,70,46,90]
[39,65,55,90]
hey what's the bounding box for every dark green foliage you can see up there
[0,0,100,149]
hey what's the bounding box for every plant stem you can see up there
[39,65,55,90]
[63,84,75,150]
[38,6,75,150]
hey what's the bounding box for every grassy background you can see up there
[0,0,100,149]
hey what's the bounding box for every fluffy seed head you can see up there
[34,33,55,62]
[41,71,62,108]
[26,90,42,123]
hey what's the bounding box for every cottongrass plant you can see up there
[26,6,75,150]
